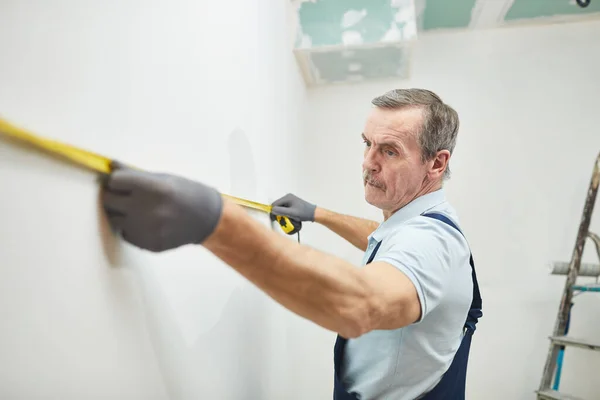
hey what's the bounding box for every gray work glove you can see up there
[270,193,316,222]
[101,162,223,252]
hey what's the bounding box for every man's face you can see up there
[361,106,436,217]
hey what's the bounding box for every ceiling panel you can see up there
[289,0,600,86]
[505,0,600,21]
[306,45,411,85]
[421,0,478,30]
[296,0,416,48]
[292,0,417,86]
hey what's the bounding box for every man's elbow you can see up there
[335,296,382,339]
[336,295,418,338]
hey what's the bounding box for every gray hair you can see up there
[371,88,459,180]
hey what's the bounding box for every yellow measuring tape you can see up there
[0,116,300,235]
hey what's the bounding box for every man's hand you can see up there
[270,193,316,222]
[270,192,379,251]
[101,162,223,252]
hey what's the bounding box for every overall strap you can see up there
[366,241,382,264]
[416,212,482,400]
[333,239,382,400]
[421,212,483,332]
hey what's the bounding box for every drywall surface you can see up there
[292,0,417,85]
[297,19,600,400]
[0,0,306,399]
[295,0,417,48]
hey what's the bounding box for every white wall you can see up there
[0,1,307,399]
[3,2,600,399]
[297,19,600,400]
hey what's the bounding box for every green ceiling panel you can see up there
[296,0,417,49]
[505,0,600,20]
[306,45,411,84]
[291,0,600,86]
[421,0,477,30]
[293,0,417,85]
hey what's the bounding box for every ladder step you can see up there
[550,335,600,351]
[537,390,585,400]
[572,283,600,292]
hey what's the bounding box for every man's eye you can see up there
[363,140,371,147]
[386,150,396,156]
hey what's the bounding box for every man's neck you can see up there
[382,181,443,221]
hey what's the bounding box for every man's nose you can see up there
[362,148,380,172]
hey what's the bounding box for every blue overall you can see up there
[333,212,483,400]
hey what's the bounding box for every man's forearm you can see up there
[314,207,380,251]
[202,199,377,338]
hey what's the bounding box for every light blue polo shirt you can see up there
[340,189,473,400]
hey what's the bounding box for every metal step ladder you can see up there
[537,152,600,400]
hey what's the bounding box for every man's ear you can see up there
[429,150,450,179]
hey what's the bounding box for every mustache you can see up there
[363,170,385,189]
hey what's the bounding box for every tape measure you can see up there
[0,116,302,236]
[219,193,301,235]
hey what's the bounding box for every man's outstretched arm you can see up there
[271,193,380,251]
[101,166,420,338]
[204,198,420,338]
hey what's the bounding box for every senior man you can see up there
[101,88,482,400]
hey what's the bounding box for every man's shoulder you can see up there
[388,202,464,237]
[370,201,473,323]
[379,205,469,256]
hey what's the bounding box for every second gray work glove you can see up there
[270,193,316,222]
[101,162,223,252]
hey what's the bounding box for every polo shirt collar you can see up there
[370,188,447,242]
